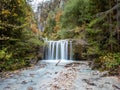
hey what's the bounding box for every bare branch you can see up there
[96,3,120,17]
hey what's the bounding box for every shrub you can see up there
[94,53,120,71]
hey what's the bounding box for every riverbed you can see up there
[0,60,120,90]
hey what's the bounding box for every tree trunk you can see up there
[117,0,120,41]
[109,0,113,52]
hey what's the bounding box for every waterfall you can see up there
[44,40,73,60]
[70,41,73,60]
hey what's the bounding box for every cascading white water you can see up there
[44,40,73,60]
[70,41,73,60]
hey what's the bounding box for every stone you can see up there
[112,84,120,89]
[82,79,96,86]
[21,80,27,84]
[55,72,58,74]
[27,86,34,90]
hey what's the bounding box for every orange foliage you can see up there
[54,25,60,31]
[55,11,62,22]
[31,24,39,34]
[54,11,62,32]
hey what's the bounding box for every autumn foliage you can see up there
[0,0,42,71]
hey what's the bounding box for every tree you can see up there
[61,0,91,28]
[0,0,42,71]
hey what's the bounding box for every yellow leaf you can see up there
[13,13,18,16]
[2,10,10,15]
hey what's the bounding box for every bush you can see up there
[94,53,120,71]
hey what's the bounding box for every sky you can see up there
[28,0,50,12]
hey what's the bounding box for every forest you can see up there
[1,0,119,74]
[0,0,44,71]
[0,0,120,89]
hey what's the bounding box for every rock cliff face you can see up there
[71,39,88,60]
[37,0,67,31]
